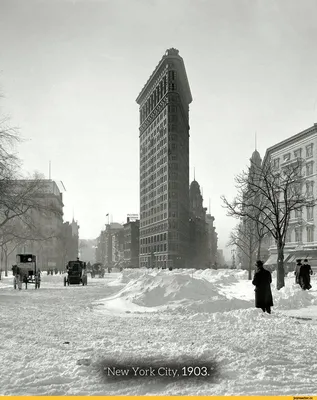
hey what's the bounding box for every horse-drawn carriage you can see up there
[88,262,105,278]
[64,258,87,286]
[12,254,41,290]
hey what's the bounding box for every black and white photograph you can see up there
[0,0,317,396]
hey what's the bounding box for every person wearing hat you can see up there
[294,259,302,285]
[298,259,313,290]
[252,260,274,314]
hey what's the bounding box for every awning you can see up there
[287,255,296,263]
[293,253,313,260]
[264,255,277,265]
[284,254,292,262]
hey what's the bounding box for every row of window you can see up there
[140,142,187,183]
[273,143,314,168]
[140,233,167,245]
[140,126,182,168]
[285,226,314,243]
[286,181,314,197]
[140,76,168,124]
[141,212,168,226]
[293,206,314,220]
[140,111,167,145]
[141,210,179,226]
[142,189,180,205]
[140,195,169,213]
[140,71,177,124]
[140,242,181,254]
[140,123,167,156]
[140,222,169,236]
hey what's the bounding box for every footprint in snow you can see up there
[77,358,92,366]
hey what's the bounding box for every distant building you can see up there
[111,229,125,266]
[96,222,124,268]
[205,214,218,266]
[136,48,192,269]
[217,249,226,266]
[123,217,140,268]
[61,218,79,266]
[79,239,97,263]
[188,180,209,268]
[237,149,269,272]
[6,179,64,271]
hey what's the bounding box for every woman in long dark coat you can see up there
[252,260,274,314]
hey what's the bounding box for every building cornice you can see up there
[263,123,317,164]
[136,48,192,105]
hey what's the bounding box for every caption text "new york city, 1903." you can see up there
[104,366,213,378]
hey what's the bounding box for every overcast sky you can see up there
[1,0,317,260]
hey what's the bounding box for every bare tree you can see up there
[0,176,63,276]
[222,158,315,290]
[228,222,257,280]
[0,95,64,278]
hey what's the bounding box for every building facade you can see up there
[5,179,64,271]
[205,214,218,267]
[136,48,192,269]
[263,123,317,269]
[111,229,125,266]
[61,218,79,267]
[123,217,140,268]
[188,180,209,268]
[95,222,124,268]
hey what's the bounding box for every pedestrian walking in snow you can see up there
[298,259,313,290]
[294,259,302,285]
[252,260,274,314]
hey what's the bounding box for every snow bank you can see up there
[273,284,317,310]
[99,269,253,314]
[119,268,148,284]
[96,268,317,317]
[194,268,249,283]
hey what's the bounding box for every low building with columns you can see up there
[263,123,317,270]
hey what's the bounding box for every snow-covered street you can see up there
[1,268,317,396]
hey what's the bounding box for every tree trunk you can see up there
[257,237,262,260]
[248,255,252,280]
[0,247,4,278]
[4,250,8,278]
[276,243,285,290]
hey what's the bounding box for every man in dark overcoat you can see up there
[298,259,313,290]
[252,260,274,314]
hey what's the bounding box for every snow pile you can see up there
[195,268,249,283]
[96,268,317,317]
[209,307,276,324]
[274,284,317,310]
[119,268,148,284]
[103,269,253,313]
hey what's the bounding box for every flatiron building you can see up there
[136,48,192,269]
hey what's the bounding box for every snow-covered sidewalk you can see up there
[0,269,317,396]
